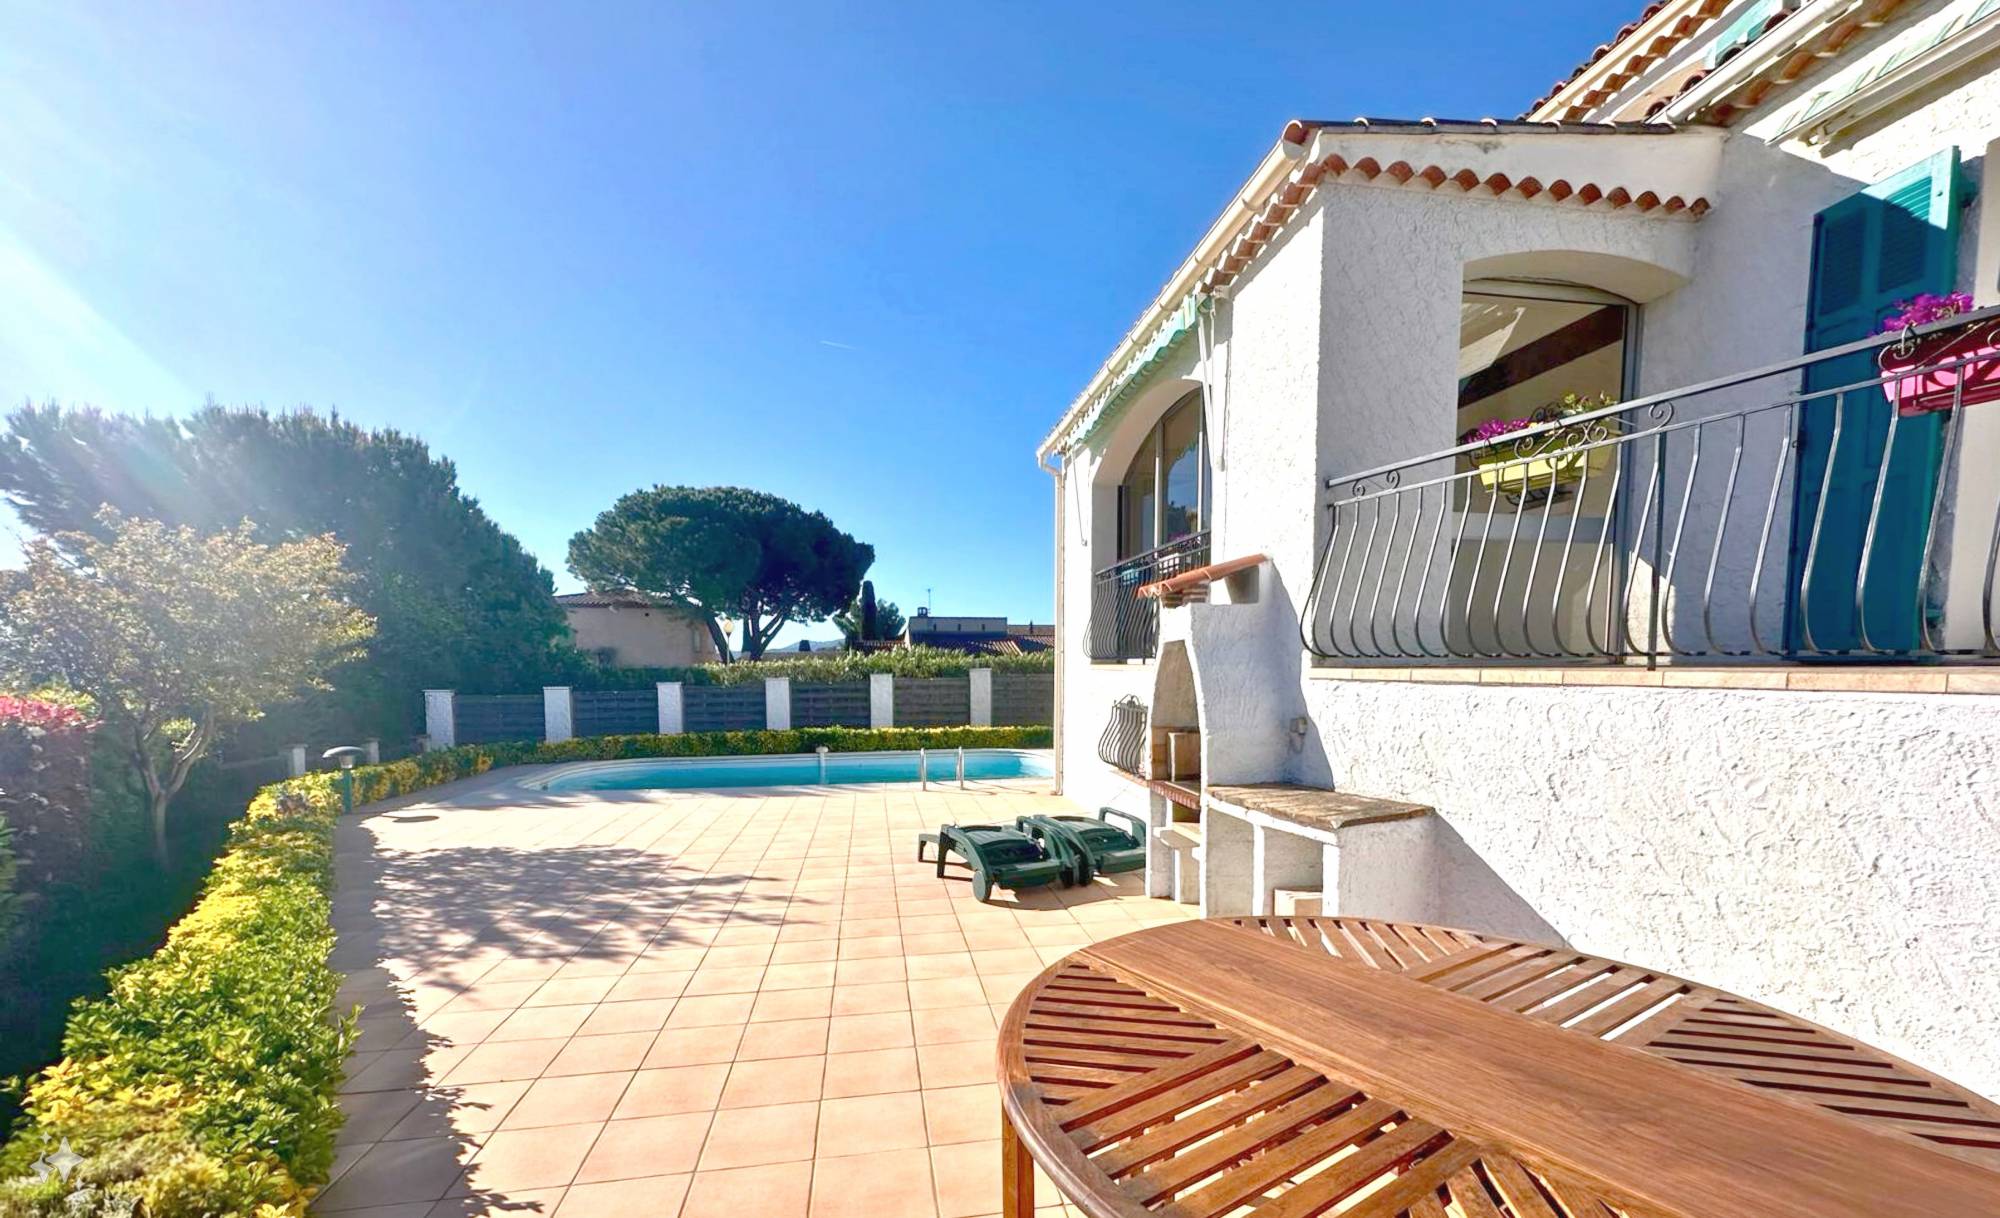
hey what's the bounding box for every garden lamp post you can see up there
[322,745,366,814]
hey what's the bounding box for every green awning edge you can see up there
[1068,293,1213,452]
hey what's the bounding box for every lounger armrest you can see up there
[1098,807,1146,838]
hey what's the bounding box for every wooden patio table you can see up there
[997,916,2000,1218]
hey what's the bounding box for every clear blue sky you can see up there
[0,1,1618,641]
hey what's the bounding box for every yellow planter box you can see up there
[1472,438,1614,494]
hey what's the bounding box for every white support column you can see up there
[656,682,684,734]
[969,667,993,728]
[423,689,456,751]
[869,673,894,729]
[765,677,792,730]
[363,739,380,765]
[287,744,308,778]
[543,686,573,743]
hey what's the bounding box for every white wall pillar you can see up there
[657,681,684,734]
[1202,808,1254,917]
[363,739,380,765]
[869,673,894,729]
[765,677,792,730]
[543,686,573,743]
[287,744,307,778]
[423,689,455,751]
[969,667,993,728]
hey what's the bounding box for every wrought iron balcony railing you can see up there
[1097,695,1148,775]
[1089,531,1211,661]
[1303,306,2000,665]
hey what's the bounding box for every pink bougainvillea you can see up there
[1879,291,1976,334]
[0,695,93,732]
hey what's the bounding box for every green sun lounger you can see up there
[917,823,1066,902]
[1015,807,1148,885]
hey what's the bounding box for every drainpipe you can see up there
[1041,446,1066,793]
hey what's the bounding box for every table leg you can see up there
[1002,1104,1034,1218]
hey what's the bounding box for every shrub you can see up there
[0,722,1051,1214]
[554,645,1052,691]
[0,781,345,1217]
[361,724,1052,780]
[0,697,96,950]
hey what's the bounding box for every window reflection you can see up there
[1117,389,1209,560]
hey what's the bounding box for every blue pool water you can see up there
[535,749,1053,792]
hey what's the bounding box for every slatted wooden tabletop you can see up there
[996,916,2000,1218]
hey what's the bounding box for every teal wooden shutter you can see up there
[1789,149,1964,652]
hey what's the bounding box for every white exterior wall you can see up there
[1057,197,1332,807]
[1051,7,2000,1099]
[1298,674,2000,1100]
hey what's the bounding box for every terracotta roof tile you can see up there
[557,591,666,609]
[1655,0,1915,125]
[1194,149,1711,296]
[1526,0,1734,121]
[899,632,1051,657]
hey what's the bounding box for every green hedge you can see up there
[0,724,1050,1215]
[540,644,1052,691]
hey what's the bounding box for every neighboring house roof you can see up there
[910,632,1052,657]
[1039,117,1721,460]
[556,591,677,610]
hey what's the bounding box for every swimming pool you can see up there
[531,748,1053,792]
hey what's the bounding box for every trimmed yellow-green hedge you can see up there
[0,776,352,1216]
[0,725,1051,1216]
[567,644,1053,689]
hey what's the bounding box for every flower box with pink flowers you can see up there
[1876,292,2000,417]
[1461,393,1622,495]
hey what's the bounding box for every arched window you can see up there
[1117,389,1209,560]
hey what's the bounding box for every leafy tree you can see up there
[0,513,374,860]
[835,581,906,643]
[0,404,577,744]
[568,486,873,662]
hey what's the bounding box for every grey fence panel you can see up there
[683,684,767,732]
[574,689,658,737]
[791,681,872,728]
[991,672,1055,726]
[892,677,970,728]
[455,694,545,744]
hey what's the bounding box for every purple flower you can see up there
[1468,416,1533,443]
[1879,291,1975,334]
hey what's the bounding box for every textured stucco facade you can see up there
[561,601,720,668]
[1049,7,2000,1101]
[1296,674,2000,1100]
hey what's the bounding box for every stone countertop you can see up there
[1205,783,1431,832]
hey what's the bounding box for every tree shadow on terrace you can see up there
[313,789,788,1214]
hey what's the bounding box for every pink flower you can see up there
[1468,416,1533,443]
[1879,291,1975,333]
[0,696,93,732]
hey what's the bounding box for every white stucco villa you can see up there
[1039,0,2000,1102]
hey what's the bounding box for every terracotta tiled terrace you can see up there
[319,768,1191,1218]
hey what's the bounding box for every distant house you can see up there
[896,609,1052,656]
[763,638,851,654]
[556,592,721,668]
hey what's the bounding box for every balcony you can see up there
[1303,306,2000,665]
[1089,531,1210,661]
